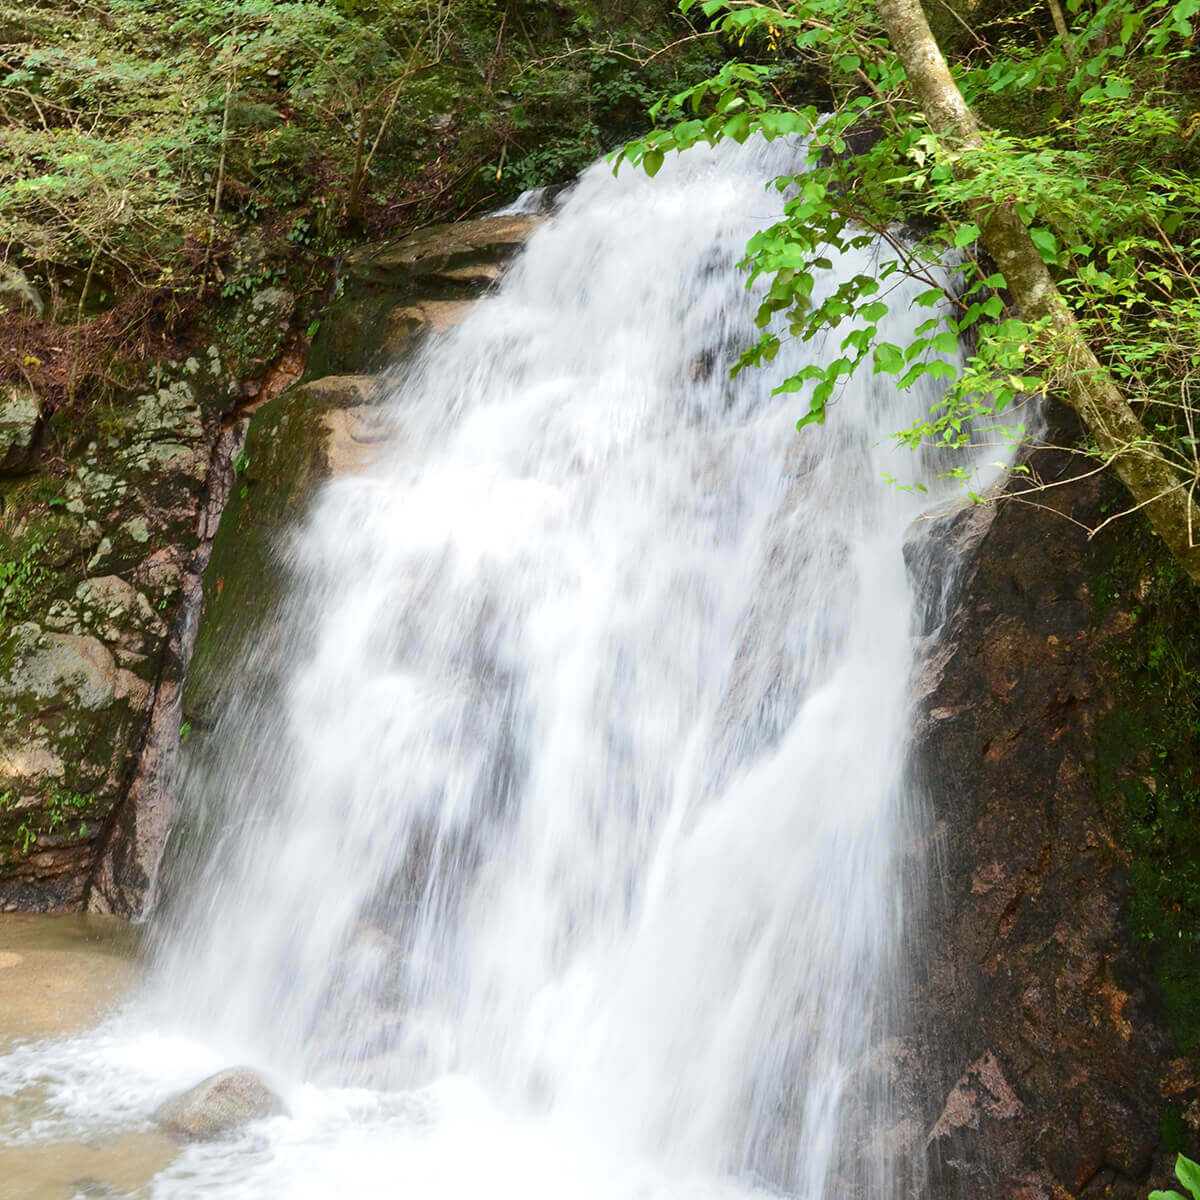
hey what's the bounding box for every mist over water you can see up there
[0,138,1002,1199]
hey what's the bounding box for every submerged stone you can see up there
[154,1067,284,1140]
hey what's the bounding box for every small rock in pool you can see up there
[154,1067,285,1140]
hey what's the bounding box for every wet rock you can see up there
[323,406,390,475]
[154,1067,284,1140]
[295,374,378,409]
[182,374,386,727]
[344,213,543,285]
[0,386,41,474]
[380,299,476,359]
[309,211,542,376]
[898,424,1186,1198]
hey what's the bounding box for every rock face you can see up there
[0,364,235,912]
[0,385,40,474]
[308,212,543,377]
[900,429,1200,1198]
[154,1067,284,1140]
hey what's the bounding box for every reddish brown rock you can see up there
[902,429,1199,1198]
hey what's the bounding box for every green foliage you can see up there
[0,541,51,627]
[0,788,95,857]
[619,0,1200,494]
[43,789,92,836]
[1151,1152,1200,1200]
[1,0,718,410]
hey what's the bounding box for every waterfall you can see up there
[0,138,1003,1198]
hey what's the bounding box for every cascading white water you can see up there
[0,137,1004,1199]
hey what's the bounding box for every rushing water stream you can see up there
[0,139,1002,1199]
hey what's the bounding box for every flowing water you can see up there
[0,139,1005,1199]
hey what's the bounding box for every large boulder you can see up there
[154,1067,284,1140]
[343,212,542,284]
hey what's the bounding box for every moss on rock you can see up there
[182,373,379,727]
[1090,504,1200,1056]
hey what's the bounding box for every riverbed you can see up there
[0,915,176,1200]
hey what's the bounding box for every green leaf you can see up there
[925,360,958,380]
[1148,1191,1188,1200]
[796,403,825,430]
[1029,227,1058,262]
[1175,1154,1200,1199]
[953,223,981,249]
[929,331,959,354]
[874,343,904,374]
[642,148,664,177]
[841,328,872,355]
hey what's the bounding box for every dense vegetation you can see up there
[0,0,719,417]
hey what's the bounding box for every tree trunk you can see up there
[876,0,1200,583]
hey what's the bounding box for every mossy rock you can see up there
[342,213,542,285]
[0,385,41,475]
[183,374,382,726]
[307,213,542,377]
[0,621,151,891]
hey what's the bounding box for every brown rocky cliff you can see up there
[905,427,1200,1199]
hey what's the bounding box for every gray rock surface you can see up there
[154,1067,284,1140]
[0,386,41,474]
